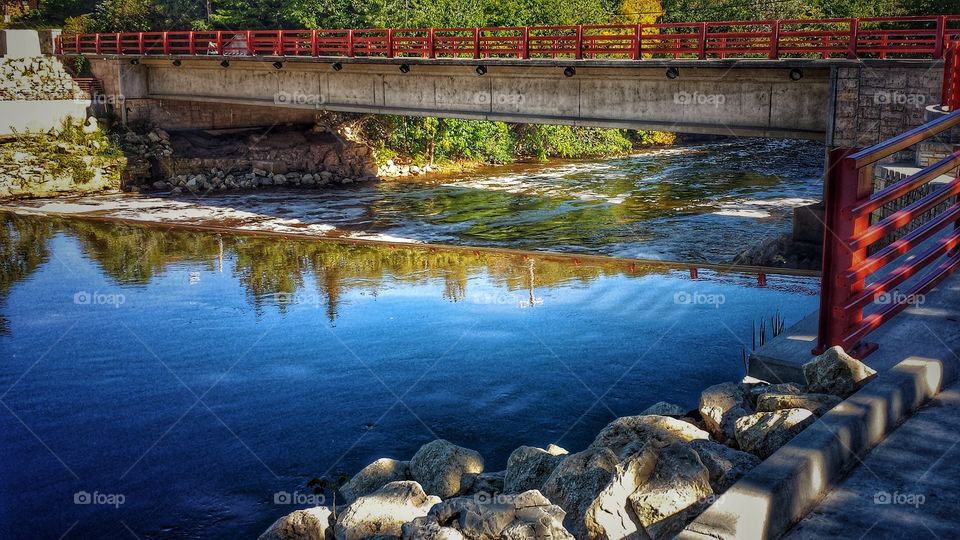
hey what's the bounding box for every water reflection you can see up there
[0,213,816,325]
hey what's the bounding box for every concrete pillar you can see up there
[0,29,42,58]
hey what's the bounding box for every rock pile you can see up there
[0,57,87,101]
[378,160,441,178]
[259,347,876,540]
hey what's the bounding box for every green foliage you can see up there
[514,124,633,161]
[5,118,123,187]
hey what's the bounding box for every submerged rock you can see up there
[334,481,440,540]
[503,445,568,494]
[340,458,410,503]
[699,382,752,443]
[687,440,761,493]
[734,408,815,459]
[259,506,334,540]
[756,392,842,417]
[409,439,484,499]
[641,401,688,417]
[589,415,709,460]
[803,346,877,397]
[628,443,713,540]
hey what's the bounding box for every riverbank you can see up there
[259,347,876,540]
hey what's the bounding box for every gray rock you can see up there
[425,490,571,540]
[151,181,167,190]
[274,174,287,185]
[641,401,688,417]
[541,447,620,539]
[699,382,752,443]
[748,382,805,406]
[401,517,465,540]
[334,481,439,540]
[409,440,484,499]
[756,392,842,417]
[341,458,410,504]
[589,415,709,460]
[258,506,334,540]
[687,439,761,493]
[583,447,657,540]
[503,445,567,494]
[628,443,713,540]
[463,471,504,497]
[803,346,877,397]
[734,408,815,459]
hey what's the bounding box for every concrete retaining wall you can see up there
[0,99,89,136]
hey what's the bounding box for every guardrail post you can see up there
[814,148,875,355]
[428,28,435,58]
[246,30,254,55]
[115,32,121,54]
[473,28,480,59]
[94,33,101,54]
[347,29,354,57]
[311,29,318,56]
[521,27,529,59]
[275,31,282,56]
[386,29,394,57]
[215,31,222,55]
[634,24,642,60]
[188,32,196,55]
[769,20,780,59]
[847,18,858,59]
[935,15,947,59]
[137,32,143,55]
[162,31,169,55]
[698,22,707,59]
[575,25,583,59]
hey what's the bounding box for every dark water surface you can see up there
[193,138,824,261]
[0,215,819,538]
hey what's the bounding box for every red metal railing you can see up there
[56,15,960,60]
[814,111,960,357]
[945,40,960,111]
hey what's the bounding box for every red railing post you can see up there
[311,29,318,57]
[428,27,435,58]
[188,31,196,55]
[473,28,480,59]
[215,31,222,55]
[115,32,121,54]
[945,41,960,111]
[386,29,394,57]
[275,31,282,56]
[246,30,254,55]
[847,18,859,59]
[634,24,642,60]
[814,148,873,355]
[575,25,583,60]
[347,29,354,57]
[137,32,143,55]
[521,26,529,59]
[769,20,780,59]
[698,22,707,59]
[162,31,169,55]
[935,15,947,59]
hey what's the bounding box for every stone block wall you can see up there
[832,62,943,152]
[0,56,87,101]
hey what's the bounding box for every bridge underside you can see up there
[91,57,835,139]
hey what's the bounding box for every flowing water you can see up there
[0,137,826,538]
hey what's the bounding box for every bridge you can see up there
[57,16,960,359]
[60,16,960,141]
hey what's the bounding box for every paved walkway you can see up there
[783,384,960,539]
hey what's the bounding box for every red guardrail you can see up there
[945,40,960,111]
[814,111,960,357]
[56,15,960,60]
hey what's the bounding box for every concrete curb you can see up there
[678,355,958,540]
